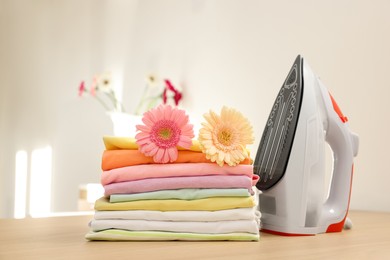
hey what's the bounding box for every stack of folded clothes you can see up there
[86,105,260,241]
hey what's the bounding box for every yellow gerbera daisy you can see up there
[198,106,254,167]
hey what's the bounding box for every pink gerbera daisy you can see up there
[135,104,194,163]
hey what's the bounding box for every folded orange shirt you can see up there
[102,150,251,171]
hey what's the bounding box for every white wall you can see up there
[1,0,389,217]
[124,0,390,212]
[0,0,117,217]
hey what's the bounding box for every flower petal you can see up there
[139,144,149,154]
[164,104,172,120]
[155,105,164,120]
[142,114,154,127]
[203,111,217,126]
[199,131,212,140]
[136,124,151,133]
[209,153,218,162]
[208,145,217,155]
[167,147,178,162]
[224,152,231,165]
[177,135,192,148]
[181,123,194,134]
[218,151,225,163]
[233,149,245,161]
[146,145,159,157]
[170,107,179,121]
[181,130,194,139]
[143,142,157,153]
[174,112,189,128]
[154,148,165,163]
[162,149,170,163]
[135,132,150,140]
[230,150,240,161]
[136,137,151,146]
[216,158,224,167]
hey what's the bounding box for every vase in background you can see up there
[107,112,142,137]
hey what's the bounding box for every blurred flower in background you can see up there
[134,75,183,115]
[133,74,164,115]
[78,72,183,115]
[78,72,126,112]
[163,79,183,106]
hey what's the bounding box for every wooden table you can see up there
[0,211,389,259]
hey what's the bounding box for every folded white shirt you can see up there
[94,208,261,223]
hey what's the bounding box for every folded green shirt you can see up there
[109,188,251,203]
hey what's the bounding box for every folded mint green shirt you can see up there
[110,188,250,203]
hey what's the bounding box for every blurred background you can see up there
[0,0,388,218]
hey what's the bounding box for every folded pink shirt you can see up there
[101,163,254,185]
[104,175,259,196]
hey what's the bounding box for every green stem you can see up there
[104,91,126,113]
[94,94,111,111]
[134,84,150,115]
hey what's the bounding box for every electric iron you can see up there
[254,55,359,235]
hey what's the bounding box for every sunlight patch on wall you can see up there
[78,183,104,211]
[86,183,104,204]
[29,146,52,218]
[14,150,28,219]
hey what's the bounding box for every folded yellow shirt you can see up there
[94,197,255,211]
[103,136,202,152]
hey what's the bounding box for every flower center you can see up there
[150,120,181,148]
[217,129,233,146]
[158,128,172,140]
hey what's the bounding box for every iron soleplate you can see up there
[254,55,304,190]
